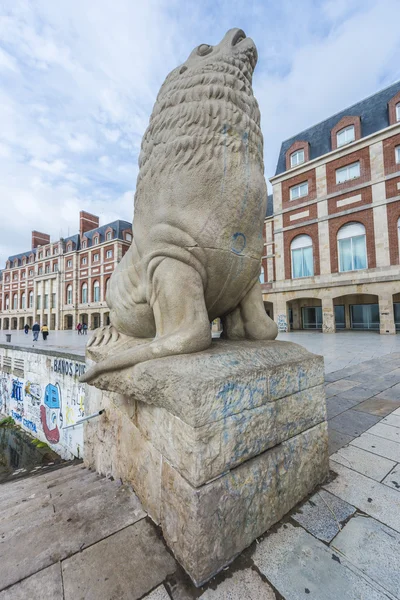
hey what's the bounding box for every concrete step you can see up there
[0,463,87,500]
[0,472,146,591]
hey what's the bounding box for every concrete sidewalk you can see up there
[1,353,400,599]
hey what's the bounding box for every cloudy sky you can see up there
[0,0,399,264]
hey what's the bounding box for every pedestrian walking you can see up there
[24,324,29,335]
[82,322,88,335]
[32,322,40,342]
[77,322,82,335]
[41,324,49,341]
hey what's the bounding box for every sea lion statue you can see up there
[81,27,277,384]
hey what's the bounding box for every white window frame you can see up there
[93,237,99,245]
[335,161,360,185]
[29,291,33,308]
[337,125,355,147]
[290,149,305,168]
[81,283,88,304]
[82,257,87,265]
[106,231,112,241]
[21,293,26,309]
[259,266,264,284]
[93,281,100,302]
[67,260,72,268]
[53,263,58,272]
[290,181,308,200]
[396,145,400,165]
[12,294,18,310]
[106,250,113,259]
[290,235,314,279]
[66,285,73,305]
[126,233,132,241]
[337,222,367,273]
[396,102,400,122]
[81,241,86,249]
[93,253,99,262]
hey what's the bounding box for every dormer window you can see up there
[46,250,50,257]
[125,233,132,242]
[290,149,305,168]
[22,258,26,266]
[106,231,112,241]
[93,236,99,245]
[14,260,18,267]
[67,243,72,252]
[81,241,87,249]
[397,102,400,122]
[396,146,400,165]
[337,125,355,148]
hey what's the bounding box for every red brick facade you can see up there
[388,91,400,126]
[283,202,318,227]
[387,200,400,265]
[328,186,372,215]
[383,132,400,176]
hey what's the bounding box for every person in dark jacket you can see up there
[24,324,29,335]
[32,322,40,342]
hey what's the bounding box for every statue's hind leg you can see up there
[80,258,211,383]
[221,280,278,341]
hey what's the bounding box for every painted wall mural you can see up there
[0,349,86,460]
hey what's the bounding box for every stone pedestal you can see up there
[84,340,329,586]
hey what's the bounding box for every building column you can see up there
[322,296,335,333]
[273,295,288,332]
[379,294,396,335]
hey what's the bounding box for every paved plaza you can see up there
[2,329,400,373]
[1,334,400,599]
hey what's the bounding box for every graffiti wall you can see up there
[0,348,86,460]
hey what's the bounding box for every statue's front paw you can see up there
[87,325,120,348]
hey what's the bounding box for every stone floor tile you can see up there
[393,407,400,416]
[253,523,389,600]
[373,385,400,402]
[326,397,357,419]
[325,380,359,398]
[351,432,400,462]
[62,520,176,600]
[332,515,400,598]
[366,422,400,443]
[330,445,395,481]
[333,387,375,403]
[0,564,63,600]
[325,461,400,533]
[291,489,355,542]
[328,429,353,455]
[327,428,352,453]
[381,413,400,428]
[144,585,171,599]
[353,397,400,416]
[382,466,400,491]
[200,568,275,599]
[328,410,380,438]
[0,483,146,591]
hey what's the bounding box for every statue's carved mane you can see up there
[136,55,264,188]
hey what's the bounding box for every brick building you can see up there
[0,211,132,331]
[262,81,400,334]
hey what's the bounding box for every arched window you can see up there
[29,291,33,308]
[21,293,26,309]
[291,235,314,278]
[81,241,86,249]
[338,222,367,272]
[81,282,88,304]
[5,295,9,310]
[66,285,73,305]
[93,280,100,302]
[397,102,400,122]
[12,293,18,310]
[106,231,112,241]
[105,278,110,296]
[259,266,265,284]
[93,236,99,245]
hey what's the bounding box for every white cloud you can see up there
[0,0,399,263]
